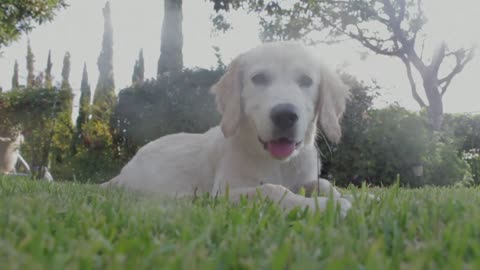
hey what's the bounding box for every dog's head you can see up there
[212,42,349,161]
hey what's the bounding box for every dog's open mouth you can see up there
[259,137,301,159]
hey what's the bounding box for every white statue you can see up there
[0,133,25,174]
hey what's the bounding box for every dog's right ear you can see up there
[211,56,243,138]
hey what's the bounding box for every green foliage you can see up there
[443,114,480,153]
[464,150,480,186]
[48,51,74,176]
[0,0,67,49]
[365,106,431,186]
[322,103,472,187]
[50,106,73,178]
[53,114,120,183]
[209,0,427,45]
[318,73,378,185]
[443,114,480,184]
[5,177,480,269]
[68,147,121,183]
[423,140,473,187]
[82,119,113,150]
[112,68,222,160]
[75,63,91,149]
[0,88,71,133]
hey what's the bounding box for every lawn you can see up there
[1,176,480,269]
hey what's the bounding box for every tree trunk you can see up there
[423,78,444,131]
[158,0,183,78]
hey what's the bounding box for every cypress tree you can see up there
[132,60,138,85]
[158,0,183,77]
[45,50,53,88]
[11,60,19,90]
[132,49,144,85]
[92,1,116,121]
[51,51,74,164]
[61,52,71,89]
[138,49,145,84]
[76,63,91,136]
[26,40,35,88]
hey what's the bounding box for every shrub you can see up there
[112,68,222,160]
[423,139,473,186]
[67,146,121,183]
[324,104,473,187]
[317,73,378,186]
[443,114,480,185]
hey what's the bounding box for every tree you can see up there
[210,0,476,130]
[132,49,145,86]
[92,1,116,121]
[61,52,71,89]
[26,40,35,88]
[45,50,53,88]
[0,0,67,50]
[11,60,19,90]
[50,51,74,173]
[59,51,73,125]
[59,51,73,124]
[76,63,91,141]
[158,0,183,77]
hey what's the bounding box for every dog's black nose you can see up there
[270,103,298,130]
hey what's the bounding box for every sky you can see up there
[0,0,479,118]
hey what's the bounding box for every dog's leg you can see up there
[291,179,378,203]
[227,184,351,217]
[290,178,342,198]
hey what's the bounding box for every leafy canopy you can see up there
[0,0,67,49]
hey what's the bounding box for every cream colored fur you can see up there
[102,42,352,216]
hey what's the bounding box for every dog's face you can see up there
[212,42,349,161]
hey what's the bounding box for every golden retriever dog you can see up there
[102,42,353,216]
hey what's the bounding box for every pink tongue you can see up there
[267,141,295,159]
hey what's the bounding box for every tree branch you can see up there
[430,42,447,77]
[400,55,427,108]
[347,24,402,56]
[381,0,427,75]
[419,39,426,60]
[439,47,476,95]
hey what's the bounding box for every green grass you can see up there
[2,176,480,270]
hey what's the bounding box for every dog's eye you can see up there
[251,73,270,86]
[297,75,313,88]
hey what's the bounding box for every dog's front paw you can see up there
[342,193,379,203]
[301,196,351,218]
[336,197,352,218]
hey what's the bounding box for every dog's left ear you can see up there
[211,56,244,138]
[316,65,350,144]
